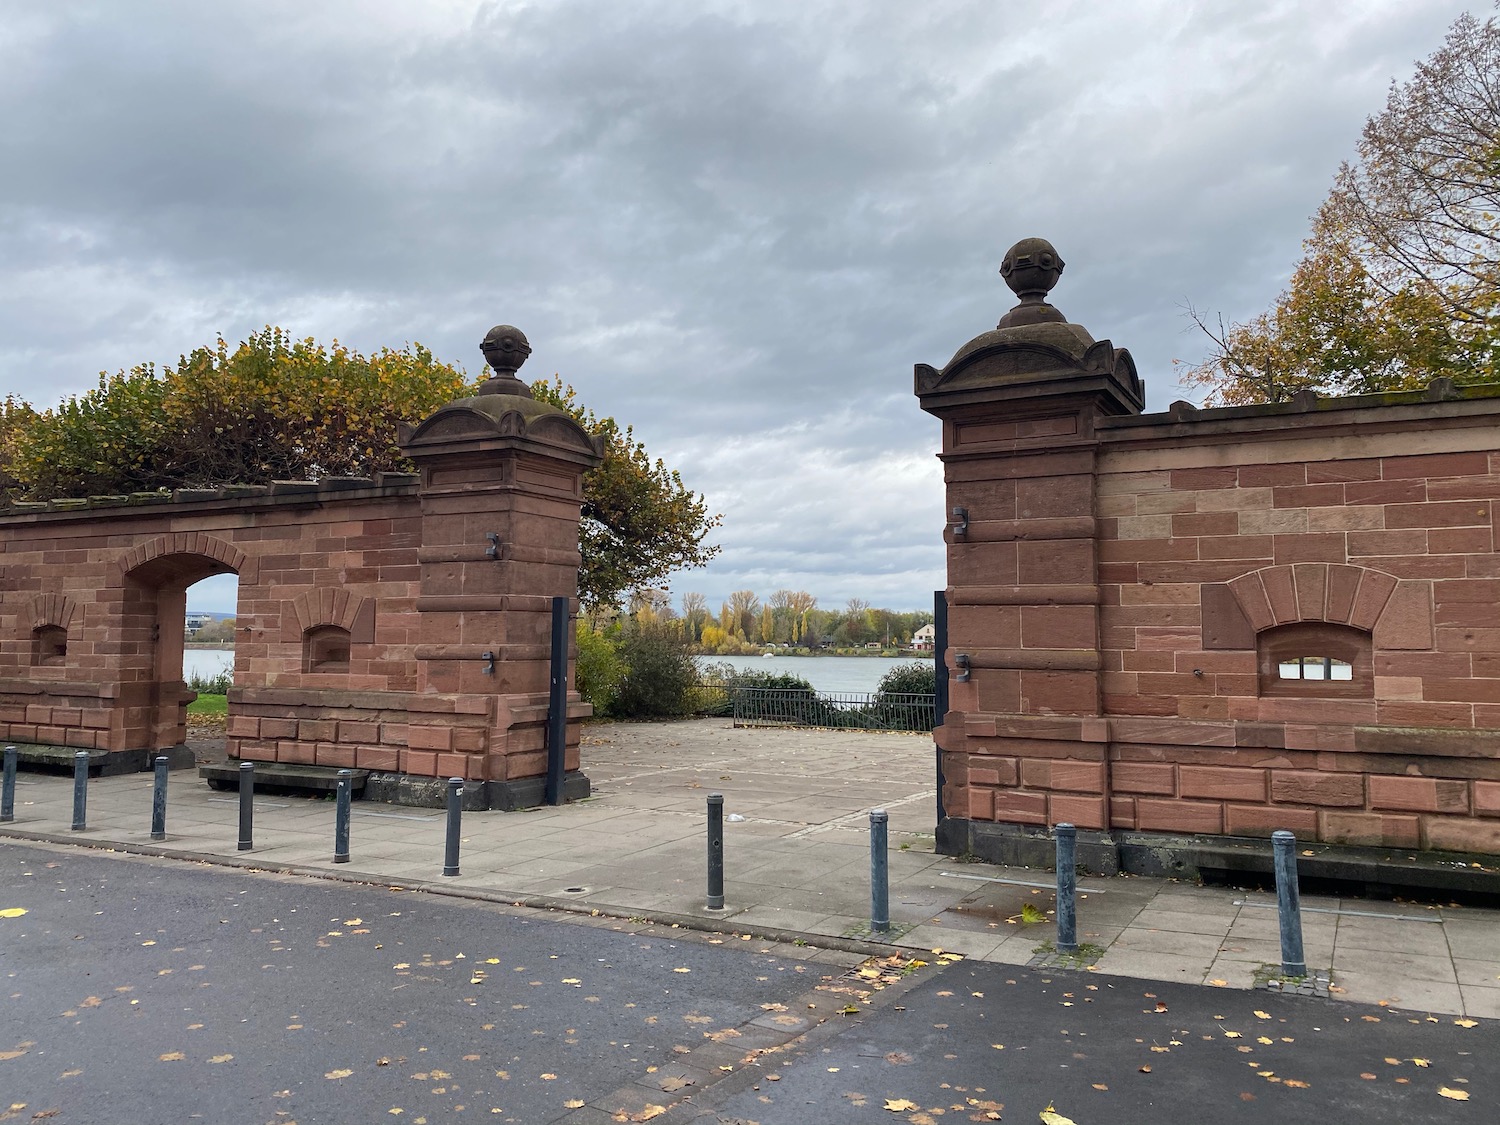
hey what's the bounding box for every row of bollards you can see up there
[1049,821,1307,976]
[1,745,471,878]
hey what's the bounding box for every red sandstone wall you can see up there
[941,393,1500,856]
[0,481,422,767]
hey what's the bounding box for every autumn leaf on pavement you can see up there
[1020,903,1047,924]
[884,1099,919,1111]
[324,1068,354,1080]
[1039,1104,1078,1125]
[1439,1087,1470,1101]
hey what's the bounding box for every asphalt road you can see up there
[2,842,1493,1125]
[700,956,1497,1124]
[0,842,831,1124]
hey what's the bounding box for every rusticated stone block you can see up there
[1112,762,1176,795]
[1135,798,1223,834]
[1019,759,1105,792]
[1178,765,1267,803]
[1225,804,1317,838]
[991,789,1048,824]
[1367,775,1470,815]
[1420,816,1500,854]
[1049,794,1108,829]
[1271,770,1364,807]
[1319,811,1420,848]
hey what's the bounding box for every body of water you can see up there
[698,654,932,695]
[184,648,234,682]
[182,649,932,695]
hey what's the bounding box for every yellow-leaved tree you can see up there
[1181,10,1500,404]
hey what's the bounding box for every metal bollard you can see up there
[1272,830,1307,977]
[1,745,16,823]
[1055,822,1078,952]
[333,769,352,863]
[442,777,463,876]
[706,793,725,909]
[150,755,169,841]
[870,808,890,934]
[71,751,89,831]
[237,761,255,851]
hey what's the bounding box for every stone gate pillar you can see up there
[915,239,1144,867]
[399,325,603,808]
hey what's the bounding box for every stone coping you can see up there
[0,473,420,523]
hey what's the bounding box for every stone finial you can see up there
[997,237,1067,329]
[478,324,534,398]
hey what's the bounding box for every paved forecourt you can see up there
[2,718,1498,1018]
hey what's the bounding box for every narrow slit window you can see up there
[1278,656,1354,681]
[1259,622,1371,698]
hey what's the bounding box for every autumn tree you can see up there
[1182,11,1500,403]
[680,592,709,642]
[2,329,720,610]
[727,590,761,638]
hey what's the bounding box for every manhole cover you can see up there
[560,886,590,895]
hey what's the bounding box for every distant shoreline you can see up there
[184,643,234,651]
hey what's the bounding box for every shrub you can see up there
[612,624,699,718]
[575,624,625,715]
[875,662,936,697]
[186,667,233,694]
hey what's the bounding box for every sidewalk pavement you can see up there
[3,718,1497,1018]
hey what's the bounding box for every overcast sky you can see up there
[1,0,1484,614]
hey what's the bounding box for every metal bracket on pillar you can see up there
[950,506,968,539]
[485,532,501,560]
[481,651,496,675]
[953,653,971,682]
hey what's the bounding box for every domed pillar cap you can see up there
[478,324,534,398]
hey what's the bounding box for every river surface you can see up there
[184,649,930,695]
[183,648,234,681]
[697,654,931,694]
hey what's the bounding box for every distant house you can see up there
[911,623,936,651]
[184,611,215,635]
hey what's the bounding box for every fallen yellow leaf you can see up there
[1412,1058,1431,1067]
[563,1100,584,1109]
[0,908,27,919]
[158,1052,185,1062]
[672,967,691,973]
[324,1068,354,1080]
[1039,1106,1078,1125]
[1253,1010,1271,1019]
[1439,1087,1470,1101]
[884,1099,919,1112]
[1454,1018,1479,1028]
[209,1054,233,1064]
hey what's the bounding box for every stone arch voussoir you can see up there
[1226,563,1400,634]
[282,588,375,644]
[119,532,254,584]
[23,592,78,631]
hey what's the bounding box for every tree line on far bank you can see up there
[618,588,934,655]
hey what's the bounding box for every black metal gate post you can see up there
[544,595,568,806]
[934,589,949,822]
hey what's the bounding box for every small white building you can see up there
[910,623,936,651]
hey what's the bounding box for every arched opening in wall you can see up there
[32,624,68,666]
[122,554,241,752]
[303,625,351,673]
[1258,621,1373,699]
[184,574,240,692]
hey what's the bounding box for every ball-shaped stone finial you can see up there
[996,238,1067,328]
[477,324,534,397]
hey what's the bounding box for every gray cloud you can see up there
[0,0,1483,613]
